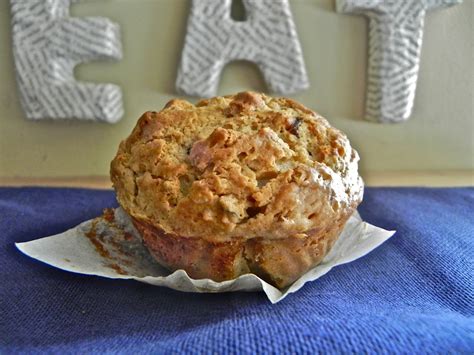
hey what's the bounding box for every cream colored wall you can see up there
[0,0,472,180]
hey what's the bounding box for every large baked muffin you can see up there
[111,92,363,288]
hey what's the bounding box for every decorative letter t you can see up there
[337,0,461,123]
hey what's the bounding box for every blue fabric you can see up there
[1,187,473,354]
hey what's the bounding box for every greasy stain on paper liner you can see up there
[83,209,166,277]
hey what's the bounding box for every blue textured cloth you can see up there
[1,187,473,353]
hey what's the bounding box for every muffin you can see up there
[110,92,363,288]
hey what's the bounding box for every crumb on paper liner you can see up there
[15,208,395,304]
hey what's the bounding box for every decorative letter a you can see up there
[176,0,309,97]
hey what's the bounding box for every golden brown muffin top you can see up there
[111,92,363,241]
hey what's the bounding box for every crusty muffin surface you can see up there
[111,92,363,287]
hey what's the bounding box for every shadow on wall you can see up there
[219,60,268,94]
